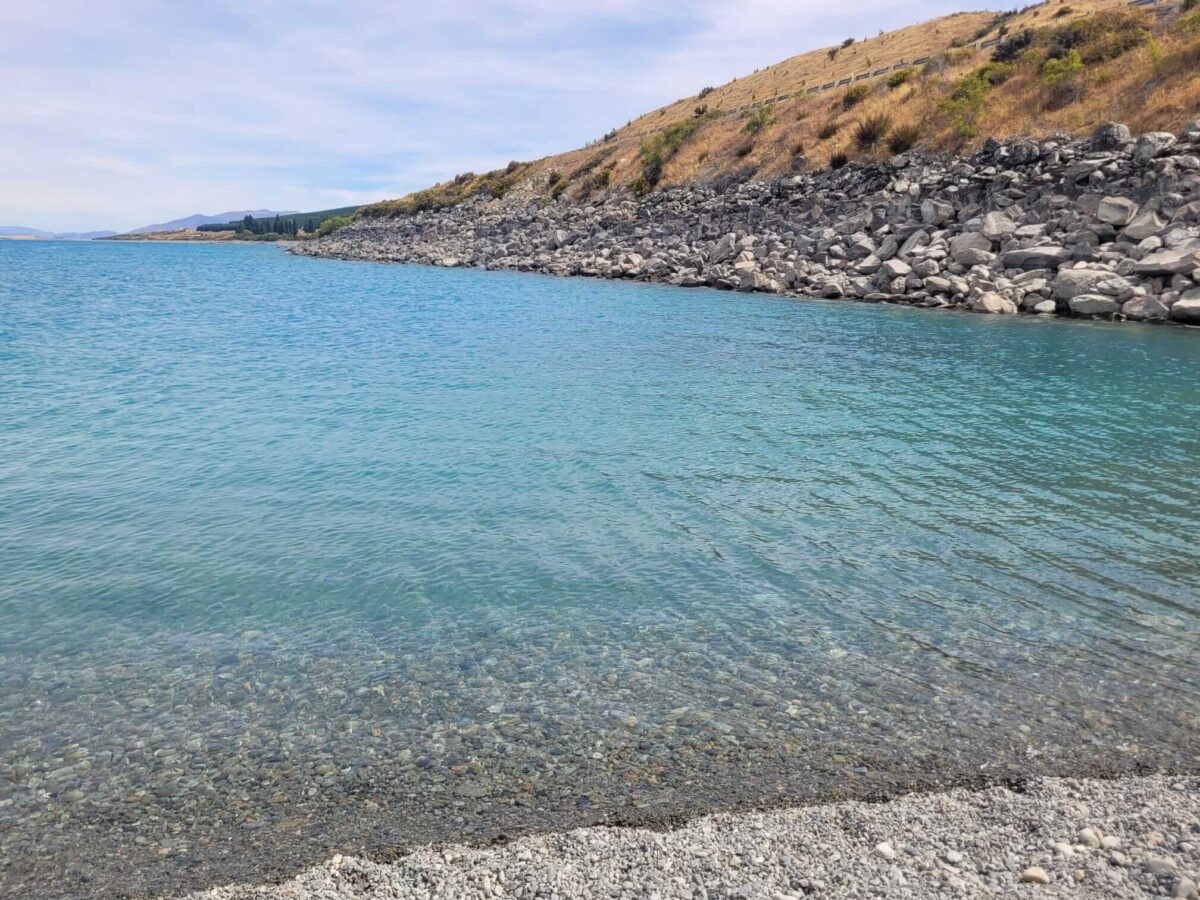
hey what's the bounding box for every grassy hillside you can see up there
[362,0,1200,217]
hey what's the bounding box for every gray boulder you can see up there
[1097,197,1138,227]
[1121,296,1170,321]
[971,292,1017,314]
[950,232,994,265]
[1135,132,1177,163]
[1135,247,1200,276]
[1169,297,1200,324]
[1069,294,1120,316]
[1090,122,1131,151]
[1123,211,1165,242]
[981,211,1017,241]
[1001,246,1072,270]
[1052,268,1133,301]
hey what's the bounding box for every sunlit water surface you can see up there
[1,241,1198,898]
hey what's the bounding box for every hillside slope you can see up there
[362,0,1199,214]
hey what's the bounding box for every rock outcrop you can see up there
[295,123,1200,326]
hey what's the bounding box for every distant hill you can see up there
[0,226,118,240]
[359,0,1199,212]
[126,210,299,234]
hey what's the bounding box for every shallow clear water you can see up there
[2,240,1199,898]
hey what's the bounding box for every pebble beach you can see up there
[188,776,1200,900]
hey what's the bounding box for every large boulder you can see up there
[1052,268,1133,301]
[1121,296,1170,321]
[981,211,1017,241]
[921,198,954,226]
[1123,211,1165,242]
[971,292,1018,314]
[1170,296,1200,324]
[949,231,995,265]
[1090,122,1131,151]
[1001,246,1072,270]
[1096,196,1138,227]
[1135,247,1200,276]
[1068,294,1120,317]
[1134,132,1177,163]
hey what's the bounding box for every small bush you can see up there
[316,215,352,237]
[938,62,1014,136]
[694,104,709,117]
[842,84,871,109]
[742,103,777,134]
[698,86,714,98]
[1054,6,1073,17]
[830,152,850,170]
[735,140,755,158]
[792,140,806,156]
[949,37,968,48]
[992,29,1034,62]
[841,37,856,48]
[817,120,841,140]
[887,122,922,153]
[1048,11,1147,64]
[855,114,892,149]
[887,68,914,89]
[637,111,716,190]
[1184,0,1197,11]
[1040,47,1083,85]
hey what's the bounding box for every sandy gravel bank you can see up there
[185,775,1199,899]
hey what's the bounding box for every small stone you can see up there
[1099,835,1121,850]
[1077,828,1102,848]
[1021,866,1051,885]
[875,842,897,861]
[943,850,964,865]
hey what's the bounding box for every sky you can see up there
[0,0,965,233]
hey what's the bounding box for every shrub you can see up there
[638,111,716,190]
[1184,0,1197,11]
[1054,6,1073,17]
[316,215,352,237]
[817,120,841,140]
[698,86,714,98]
[735,139,755,158]
[842,37,856,48]
[830,152,850,170]
[938,62,1014,136]
[547,170,562,186]
[855,114,892,149]
[1048,11,1147,64]
[694,104,709,117]
[842,84,871,109]
[1040,47,1083,85]
[949,37,968,48]
[887,68,914,88]
[887,122,922,153]
[792,140,806,156]
[992,28,1034,62]
[742,103,777,134]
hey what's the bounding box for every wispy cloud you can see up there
[0,0,962,232]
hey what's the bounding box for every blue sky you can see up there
[0,0,964,232]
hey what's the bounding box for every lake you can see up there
[1,240,1198,898]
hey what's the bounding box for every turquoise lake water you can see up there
[2,240,1199,898]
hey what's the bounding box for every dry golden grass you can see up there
[371,0,1200,213]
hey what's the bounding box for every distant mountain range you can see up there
[0,226,118,241]
[125,210,299,234]
[2,209,305,242]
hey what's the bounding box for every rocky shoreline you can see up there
[187,775,1200,899]
[294,122,1200,326]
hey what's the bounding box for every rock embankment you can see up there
[187,775,1200,899]
[296,122,1200,325]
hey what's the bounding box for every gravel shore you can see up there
[186,775,1199,899]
